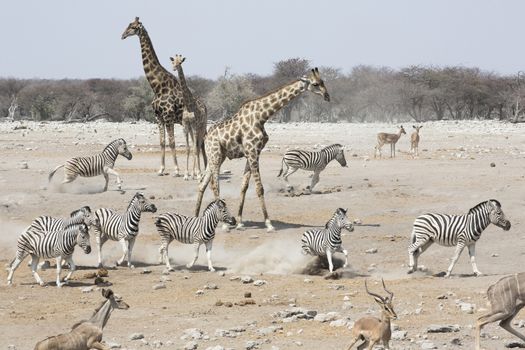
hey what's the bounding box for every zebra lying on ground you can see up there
[48,138,132,192]
[408,199,511,277]
[23,206,97,269]
[94,192,157,269]
[277,144,347,192]
[301,208,354,273]
[7,223,91,287]
[155,199,236,272]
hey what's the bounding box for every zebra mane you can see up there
[468,199,501,214]
[203,199,223,215]
[127,192,144,210]
[69,206,91,217]
[103,138,126,152]
[322,144,343,152]
[324,208,347,228]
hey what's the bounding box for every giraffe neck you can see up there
[175,65,194,109]
[137,29,166,93]
[246,79,307,124]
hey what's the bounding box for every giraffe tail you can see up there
[48,164,64,183]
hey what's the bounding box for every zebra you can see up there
[154,199,236,272]
[7,223,91,287]
[407,199,511,277]
[94,192,157,269]
[277,144,347,192]
[301,208,354,273]
[24,206,97,269]
[48,138,133,192]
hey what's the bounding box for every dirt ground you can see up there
[1,120,524,350]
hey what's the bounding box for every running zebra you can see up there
[155,199,236,272]
[7,223,91,287]
[301,208,354,273]
[94,192,157,268]
[277,144,347,191]
[48,138,132,192]
[408,199,511,277]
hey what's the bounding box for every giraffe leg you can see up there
[191,129,199,179]
[157,123,166,175]
[236,161,251,230]
[247,156,274,232]
[183,124,191,181]
[166,123,180,176]
[445,242,466,277]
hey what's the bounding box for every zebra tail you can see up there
[277,158,285,177]
[48,164,64,183]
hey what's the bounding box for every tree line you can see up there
[1,58,524,123]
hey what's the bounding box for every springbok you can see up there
[410,125,423,157]
[476,273,525,350]
[374,126,406,158]
[34,289,129,350]
[347,279,397,350]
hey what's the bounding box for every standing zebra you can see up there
[301,208,354,273]
[48,138,132,192]
[94,192,157,268]
[155,199,236,272]
[407,199,511,277]
[277,144,347,192]
[7,223,91,287]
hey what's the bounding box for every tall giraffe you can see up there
[195,68,330,232]
[122,17,184,176]
[170,54,208,180]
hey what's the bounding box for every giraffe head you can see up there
[121,17,144,40]
[301,67,330,102]
[169,55,186,70]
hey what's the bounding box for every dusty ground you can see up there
[1,120,524,350]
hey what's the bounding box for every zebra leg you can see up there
[166,123,180,177]
[187,242,201,269]
[116,239,129,267]
[55,256,64,287]
[7,253,26,285]
[308,170,320,192]
[102,171,109,192]
[338,247,349,268]
[159,240,174,271]
[468,243,483,276]
[235,161,251,230]
[282,167,298,189]
[407,238,431,273]
[157,123,166,175]
[127,238,136,268]
[105,167,122,190]
[30,255,45,286]
[445,242,466,278]
[63,256,76,283]
[326,250,334,273]
[96,231,108,268]
[205,241,215,272]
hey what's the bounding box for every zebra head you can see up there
[301,67,330,102]
[70,206,99,228]
[334,208,354,232]
[133,192,157,213]
[117,139,133,160]
[334,144,347,167]
[488,200,511,231]
[365,279,397,320]
[213,199,237,226]
[76,224,92,254]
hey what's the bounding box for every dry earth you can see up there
[1,120,525,350]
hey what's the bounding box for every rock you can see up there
[492,253,499,257]
[81,286,94,293]
[451,338,462,346]
[241,276,253,283]
[490,162,496,167]
[205,283,219,290]
[330,318,351,327]
[253,280,267,286]
[19,162,28,169]
[420,341,437,349]
[181,328,205,340]
[391,330,407,340]
[184,341,198,350]
[152,340,163,348]
[152,283,166,290]
[205,346,225,350]
[342,302,353,310]
[129,333,144,340]
[506,341,525,348]
[436,294,448,300]
[196,289,205,295]
[244,292,252,298]
[459,302,475,314]
[257,325,283,335]
[426,324,460,333]
[106,342,121,349]
[7,345,16,350]
[217,271,225,277]
[314,312,340,322]
[141,269,152,274]
[365,248,378,254]
[303,278,313,284]
[245,341,259,350]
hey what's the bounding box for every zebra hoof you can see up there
[209,267,215,272]
[7,281,12,286]
[235,223,245,231]
[407,269,415,274]
[475,272,483,277]
[129,264,135,269]
[39,282,47,287]
[183,175,190,181]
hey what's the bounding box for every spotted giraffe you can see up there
[122,17,184,176]
[170,54,208,180]
[195,68,330,232]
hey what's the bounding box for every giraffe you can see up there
[122,17,184,176]
[195,68,330,232]
[170,54,208,180]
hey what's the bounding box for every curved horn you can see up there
[381,278,394,299]
[365,280,384,301]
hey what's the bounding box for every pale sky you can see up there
[1,0,524,80]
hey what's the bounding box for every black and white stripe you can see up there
[408,199,511,277]
[7,224,91,287]
[94,192,156,268]
[155,199,236,272]
[48,138,132,191]
[277,144,347,191]
[301,208,354,273]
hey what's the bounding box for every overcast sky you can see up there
[1,0,524,80]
